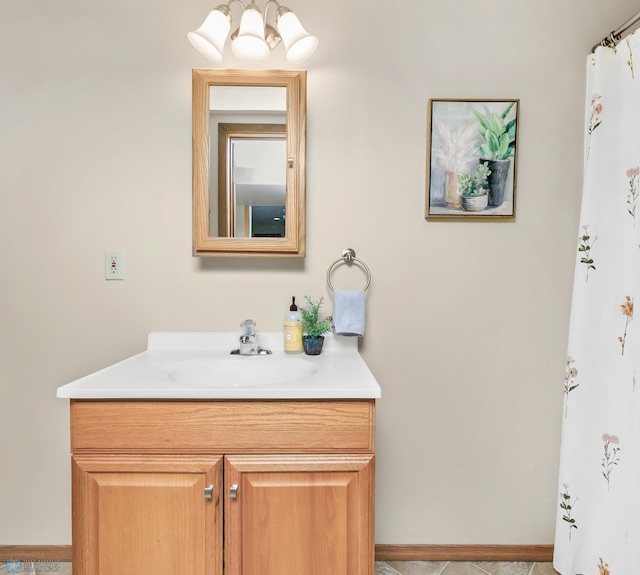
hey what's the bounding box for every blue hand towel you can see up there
[334,290,366,336]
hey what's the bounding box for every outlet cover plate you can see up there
[105,249,124,280]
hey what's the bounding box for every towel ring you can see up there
[326,248,371,292]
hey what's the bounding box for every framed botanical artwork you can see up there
[425,99,519,218]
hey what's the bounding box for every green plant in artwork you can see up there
[564,356,579,418]
[472,102,517,160]
[559,483,578,540]
[618,295,633,356]
[601,433,621,490]
[578,224,597,282]
[587,94,603,159]
[300,296,333,337]
[626,166,639,224]
[626,36,635,79]
[459,162,491,197]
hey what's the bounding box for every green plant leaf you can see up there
[487,131,500,158]
[472,110,491,132]
[497,133,510,158]
[489,113,505,137]
[501,101,516,119]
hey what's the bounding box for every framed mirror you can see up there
[192,69,306,257]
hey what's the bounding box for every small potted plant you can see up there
[459,162,491,212]
[300,296,333,355]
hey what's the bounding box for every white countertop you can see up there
[56,332,382,400]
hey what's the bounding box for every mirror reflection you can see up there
[214,121,286,238]
[210,86,287,238]
[192,70,306,256]
[219,126,286,238]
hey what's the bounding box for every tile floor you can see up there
[0,560,558,574]
[0,562,72,575]
[376,562,559,575]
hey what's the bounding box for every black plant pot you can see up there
[481,158,511,207]
[303,335,324,355]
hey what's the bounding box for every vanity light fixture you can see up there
[188,0,318,64]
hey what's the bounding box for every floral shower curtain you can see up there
[554,30,640,575]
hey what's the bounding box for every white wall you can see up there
[2,0,638,546]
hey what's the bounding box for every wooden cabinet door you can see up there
[224,454,375,575]
[72,455,222,575]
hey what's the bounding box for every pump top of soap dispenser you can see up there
[290,297,298,311]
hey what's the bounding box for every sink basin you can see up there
[56,332,382,399]
[166,355,319,387]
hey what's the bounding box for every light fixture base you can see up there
[264,24,282,50]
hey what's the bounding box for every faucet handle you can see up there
[232,319,271,355]
[240,319,256,336]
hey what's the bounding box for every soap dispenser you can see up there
[284,296,303,354]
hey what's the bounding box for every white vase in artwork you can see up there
[461,194,488,212]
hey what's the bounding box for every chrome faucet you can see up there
[231,319,272,355]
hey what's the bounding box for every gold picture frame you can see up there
[425,99,519,219]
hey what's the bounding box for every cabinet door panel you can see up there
[225,455,374,575]
[72,455,222,575]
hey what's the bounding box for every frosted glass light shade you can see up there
[231,6,270,62]
[276,9,318,62]
[187,8,231,63]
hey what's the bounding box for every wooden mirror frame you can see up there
[192,69,306,257]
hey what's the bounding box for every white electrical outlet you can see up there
[105,249,124,280]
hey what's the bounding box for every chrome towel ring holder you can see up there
[326,248,371,292]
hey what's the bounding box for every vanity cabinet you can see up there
[69,399,375,575]
[71,454,222,574]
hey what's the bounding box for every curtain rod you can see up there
[592,9,640,52]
